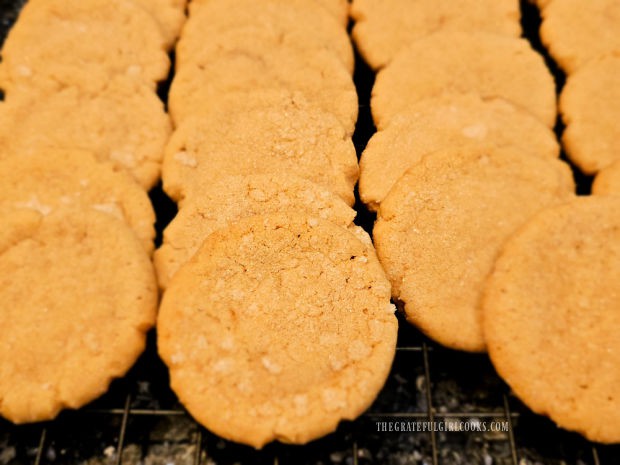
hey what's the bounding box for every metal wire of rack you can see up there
[1,1,620,464]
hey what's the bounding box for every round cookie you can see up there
[157,213,398,448]
[540,0,620,74]
[373,147,575,352]
[177,0,353,73]
[132,0,186,49]
[351,0,521,70]
[359,93,560,211]
[482,197,620,443]
[0,150,155,253]
[0,208,157,424]
[0,0,169,93]
[592,161,620,196]
[162,104,358,206]
[560,55,620,175]
[371,31,557,130]
[189,0,349,25]
[168,49,358,134]
[0,76,171,190]
[154,174,357,288]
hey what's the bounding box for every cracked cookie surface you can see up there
[162,102,358,206]
[154,174,356,288]
[158,213,397,448]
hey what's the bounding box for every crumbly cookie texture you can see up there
[177,0,353,73]
[483,197,620,444]
[154,174,356,288]
[371,31,556,130]
[162,104,358,206]
[158,213,398,448]
[593,161,620,195]
[189,0,349,25]
[0,76,171,190]
[351,0,521,70]
[0,208,158,424]
[168,49,357,134]
[560,55,620,175]
[540,0,620,74]
[359,93,560,211]
[374,147,575,352]
[0,149,155,253]
[0,0,169,93]
[132,0,186,49]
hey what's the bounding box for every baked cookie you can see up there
[483,197,620,443]
[592,161,620,195]
[351,0,521,70]
[371,31,556,130]
[373,147,575,352]
[162,104,358,206]
[154,174,356,288]
[0,76,171,190]
[0,0,169,93]
[359,93,560,211]
[560,55,620,175]
[177,0,353,73]
[0,208,157,424]
[189,0,349,25]
[0,150,155,253]
[168,49,358,134]
[158,213,397,448]
[540,0,620,74]
[132,0,186,49]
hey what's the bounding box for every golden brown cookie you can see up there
[158,213,397,448]
[0,76,171,190]
[351,0,521,70]
[560,55,620,175]
[540,0,620,74]
[373,147,575,352]
[483,197,620,443]
[162,104,358,206]
[177,0,353,73]
[154,174,357,288]
[0,0,169,93]
[0,150,155,253]
[371,31,557,130]
[189,0,348,24]
[0,208,157,424]
[167,49,358,134]
[132,0,186,49]
[359,93,560,211]
[592,161,620,195]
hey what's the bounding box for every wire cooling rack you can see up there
[1,1,619,464]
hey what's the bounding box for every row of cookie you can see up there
[156,0,360,287]
[536,0,620,185]
[351,14,564,348]
[353,6,620,443]
[151,0,400,447]
[0,0,181,190]
[0,0,182,424]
